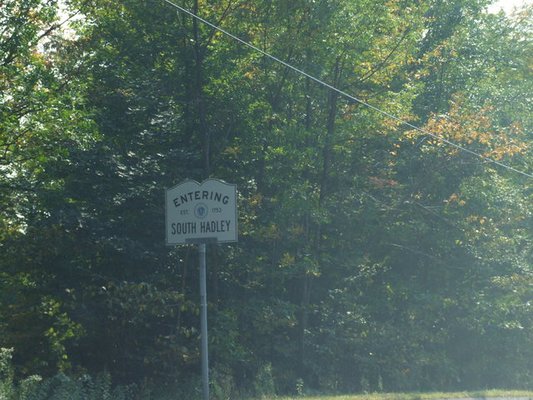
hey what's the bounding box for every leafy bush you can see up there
[1,348,15,399]
[0,349,133,400]
[254,363,276,399]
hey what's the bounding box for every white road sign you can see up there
[165,179,238,245]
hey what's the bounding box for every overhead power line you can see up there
[162,0,532,179]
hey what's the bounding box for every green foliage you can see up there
[0,0,531,396]
[0,348,15,399]
[0,353,140,400]
[253,363,276,399]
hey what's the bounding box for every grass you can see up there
[264,389,533,400]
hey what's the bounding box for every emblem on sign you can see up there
[195,203,209,219]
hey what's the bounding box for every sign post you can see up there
[199,242,208,400]
[166,179,237,400]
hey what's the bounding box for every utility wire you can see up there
[162,0,532,179]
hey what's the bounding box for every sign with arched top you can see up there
[165,179,237,245]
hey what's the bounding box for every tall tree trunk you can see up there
[193,0,210,177]
[319,58,341,207]
[299,59,342,381]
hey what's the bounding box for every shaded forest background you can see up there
[1,0,532,397]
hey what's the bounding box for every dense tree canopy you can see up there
[1,0,531,397]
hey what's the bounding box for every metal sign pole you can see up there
[198,242,209,400]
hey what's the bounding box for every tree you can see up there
[0,0,97,377]
[1,0,531,394]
